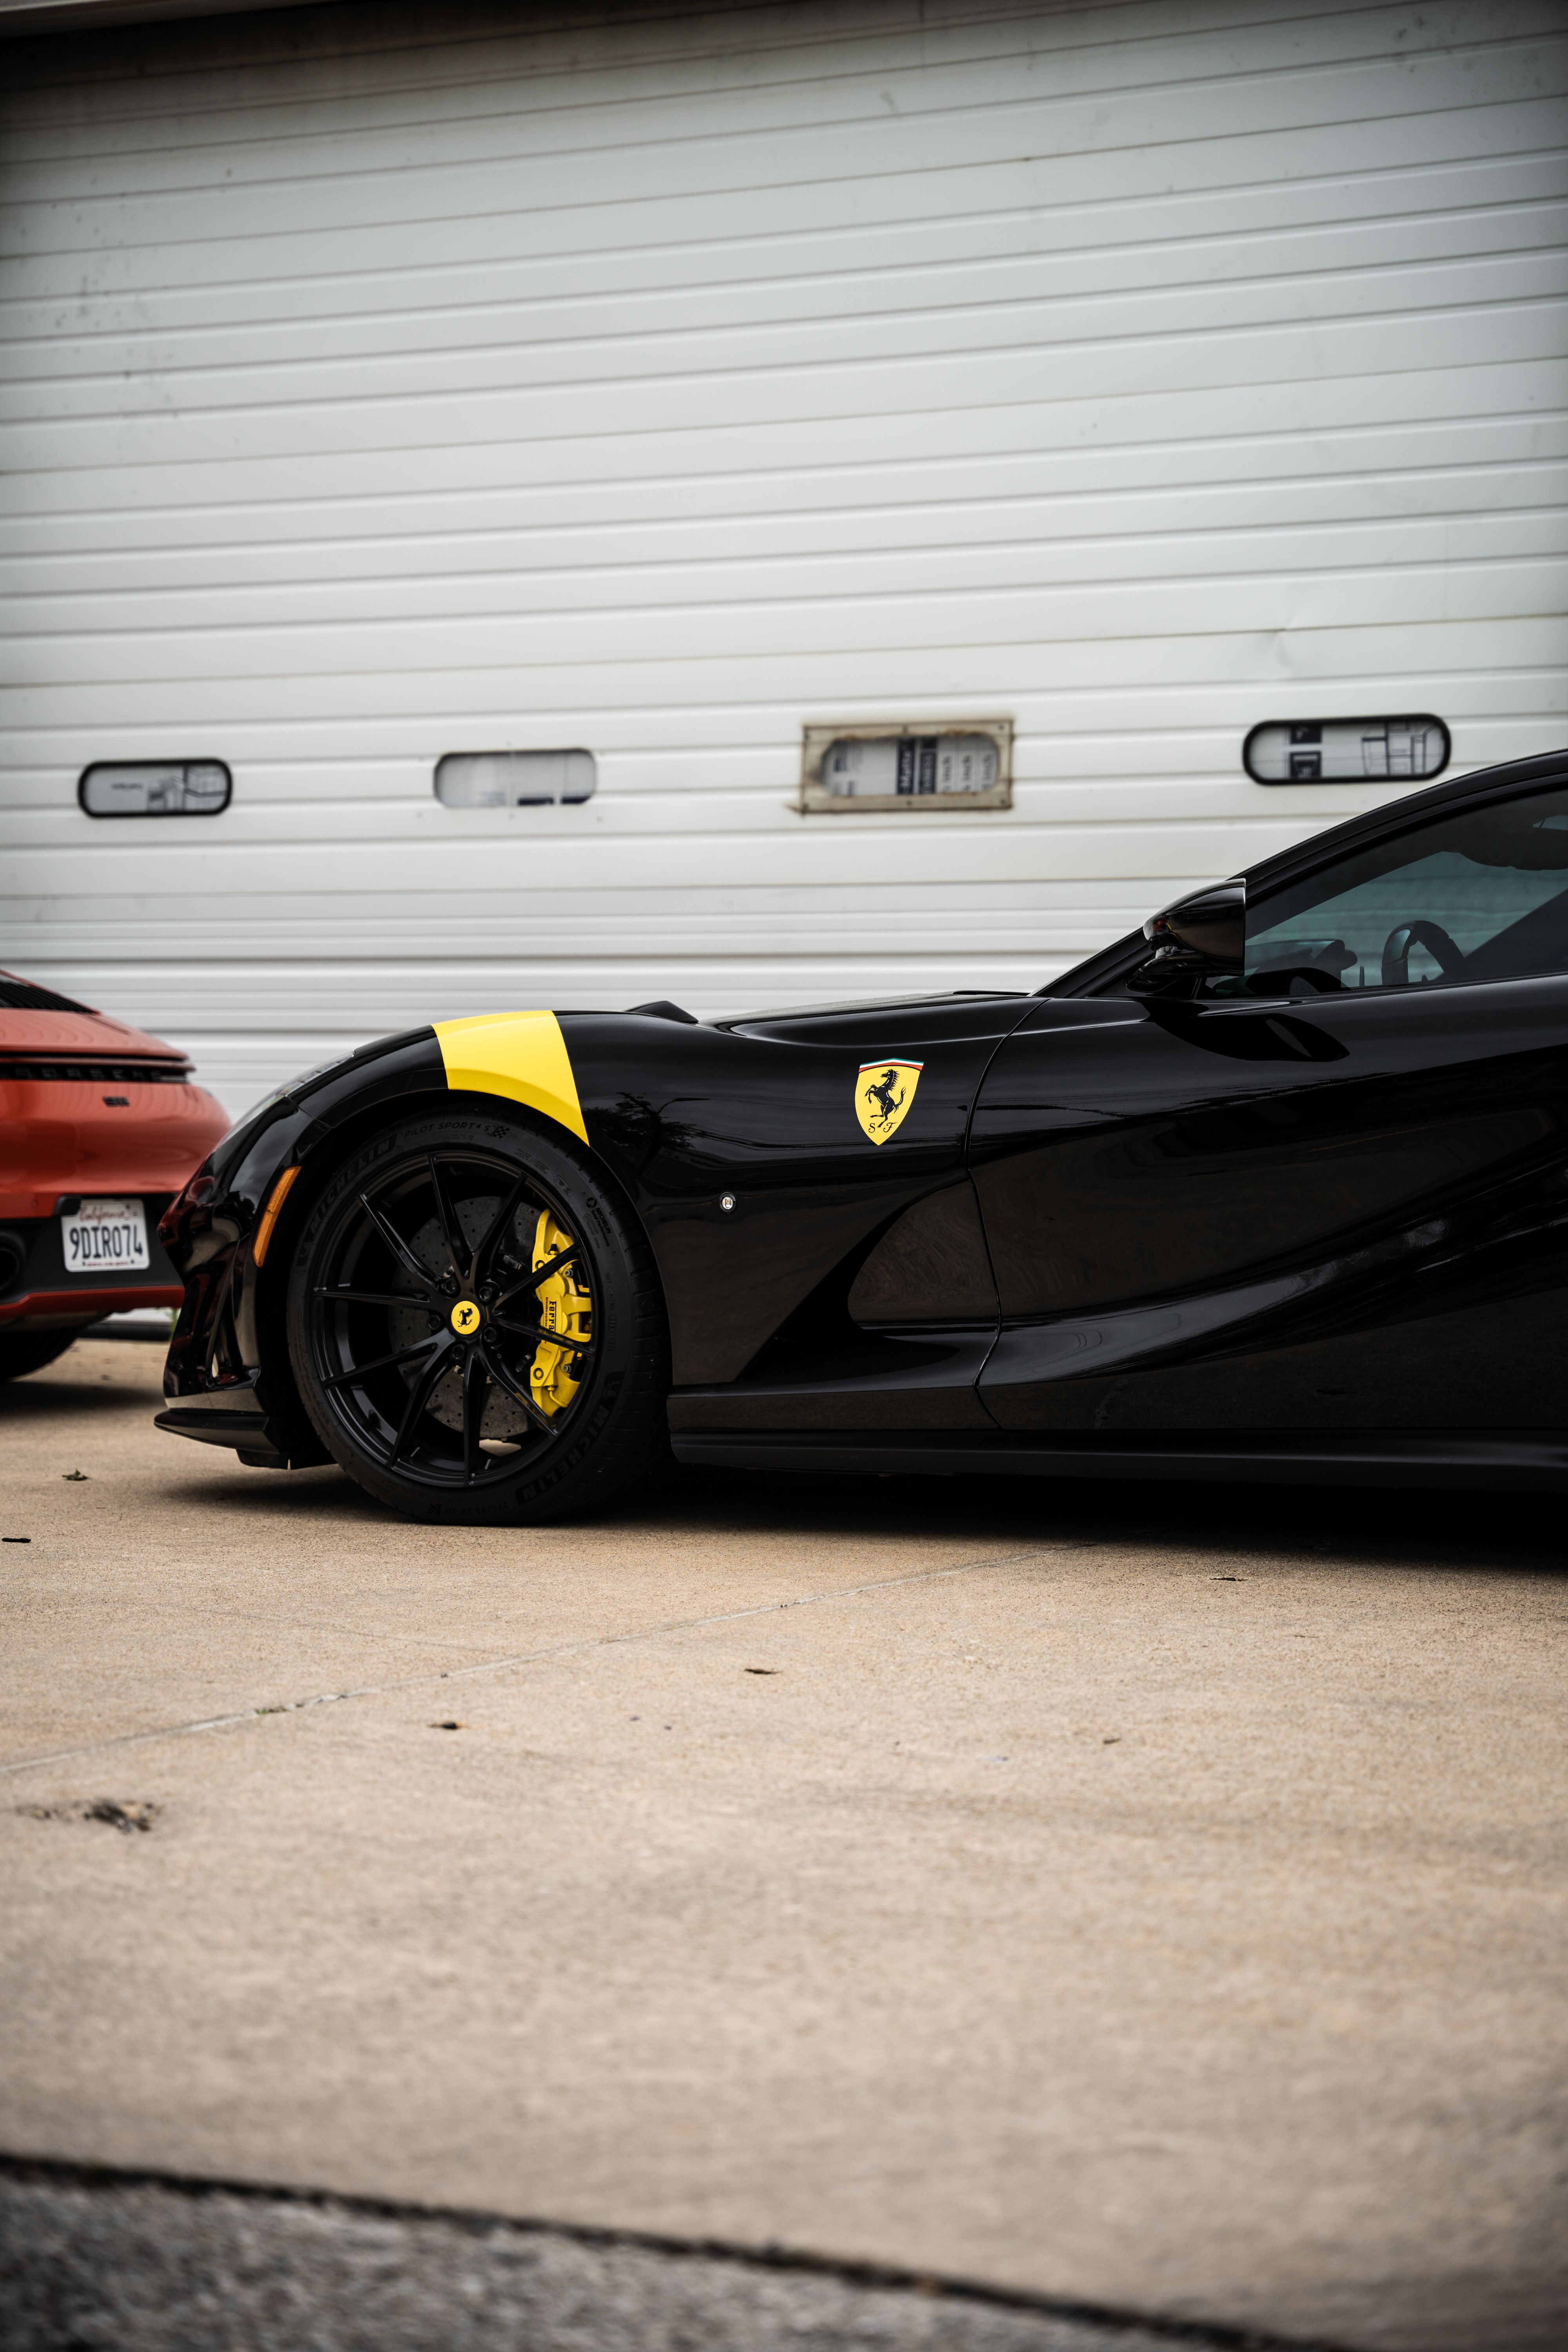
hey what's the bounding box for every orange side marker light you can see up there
[253,1164,302,1267]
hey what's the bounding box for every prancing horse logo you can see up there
[450,1299,482,1335]
[855,1059,924,1145]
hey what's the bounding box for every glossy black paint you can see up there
[158,747,1568,1488]
[158,994,1032,1457]
[671,1428,1568,1489]
[158,1030,454,1463]
[971,977,1568,1432]
[572,995,1024,1432]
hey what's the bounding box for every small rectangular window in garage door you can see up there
[1244,717,1449,784]
[800,720,1012,813]
[435,750,597,807]
[79,761,231,816]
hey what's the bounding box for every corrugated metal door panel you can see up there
[11,156,1563,380]
[13,82,1565,304]
[11,3,1559,194]
[9,353,1563,522]
[15,0,1561,133]
[10,442,1568,596]
[15,504,1568,645]
[9,590,1563,715]
[13,258,1568,458]
[2,0,1564,1112]
[11,145,1565,311]
[13,16,1564,210]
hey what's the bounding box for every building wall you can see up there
[3,0,1565,1114]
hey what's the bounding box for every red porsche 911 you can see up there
[0,969,229,1381]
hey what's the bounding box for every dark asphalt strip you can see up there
[0,2155,1360,2352]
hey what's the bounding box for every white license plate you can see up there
[62,1198,150,1274]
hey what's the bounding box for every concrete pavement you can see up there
[1,1341,1565,2349]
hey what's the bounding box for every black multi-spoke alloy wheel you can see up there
[286,1112,668,1523]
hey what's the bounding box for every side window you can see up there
[1245,786,1568,997]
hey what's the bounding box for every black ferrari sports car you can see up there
[159,746,1568,1519]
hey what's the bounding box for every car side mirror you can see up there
[1129,879,1245,995]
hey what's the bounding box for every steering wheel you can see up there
[1381,920,1467,989]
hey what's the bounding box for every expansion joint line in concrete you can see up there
[0,1543,1068,1782]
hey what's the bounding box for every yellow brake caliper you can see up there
[528,1210,592,1416]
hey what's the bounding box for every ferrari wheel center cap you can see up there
[449,1298,483,1337]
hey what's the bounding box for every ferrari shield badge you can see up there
[855,1058,923,1145]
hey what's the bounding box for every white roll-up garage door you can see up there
[2,0,1564,1112]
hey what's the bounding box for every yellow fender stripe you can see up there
[433,1011,588,1145]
